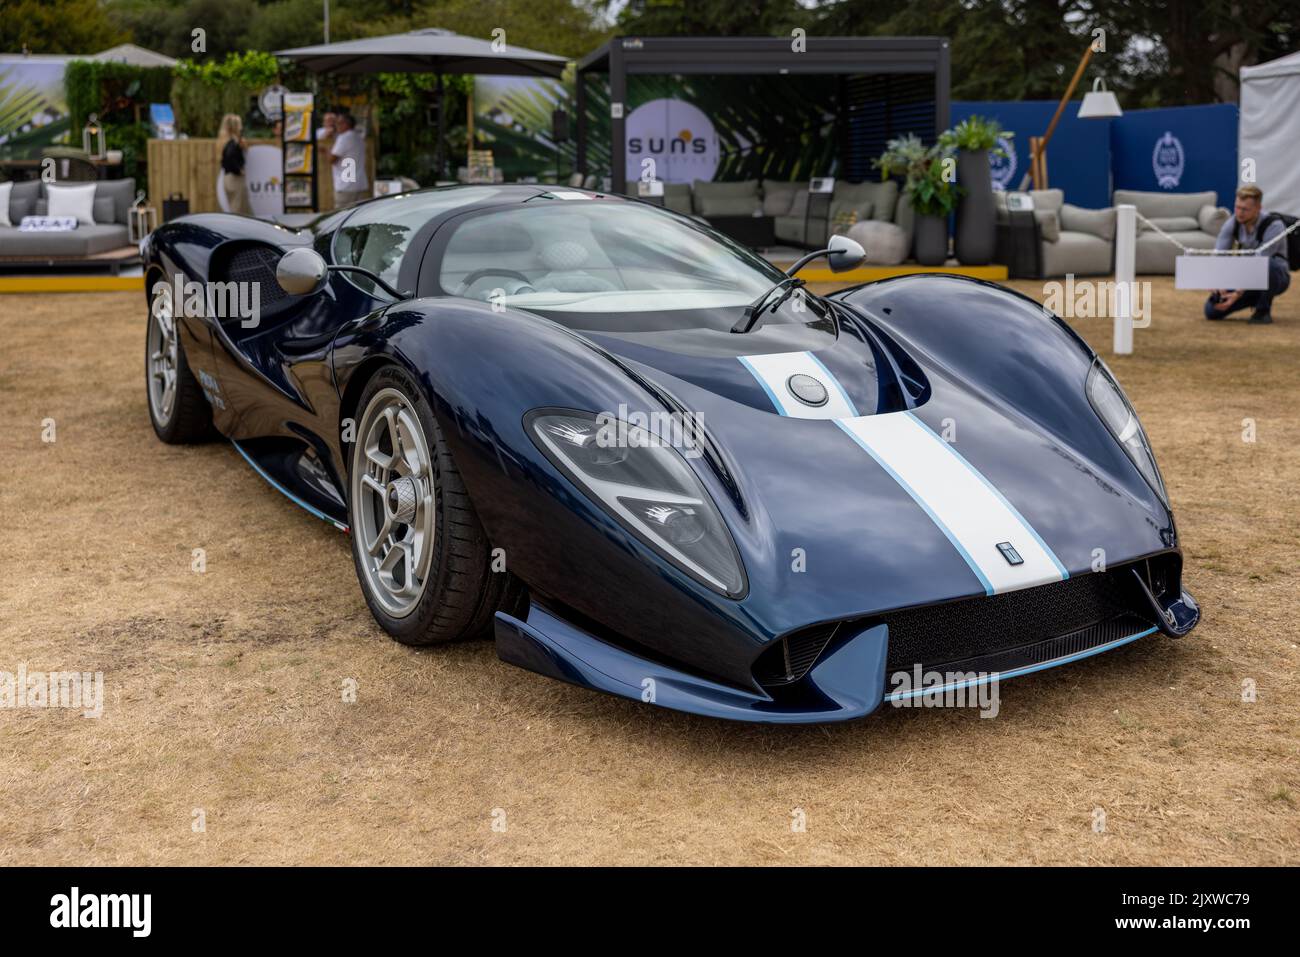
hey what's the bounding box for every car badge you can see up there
[787,373,829,407]
[996,542,1024,566]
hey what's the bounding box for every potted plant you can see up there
[875,135,962,266]
[941,115,1012,266]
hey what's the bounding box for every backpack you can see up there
[1235,212,1300,271]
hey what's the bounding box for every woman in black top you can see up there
[218,114,252,215]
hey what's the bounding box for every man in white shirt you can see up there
[330,112,369,208]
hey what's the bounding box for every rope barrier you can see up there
[1133,209,1300,255]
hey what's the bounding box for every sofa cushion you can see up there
[1140,215,1198,234]
[1029,188,1065,213]
[1060,203,1117,242]
[1035,209,1061,243]
[834,180,899,222]
[0,182,11,226]
[663,182,692,216]
[45,182,98,225]
[1134,229,1216,274]
[1113,188,1216,220]
[1041,230,1112,278]
[5,180,39,223]
[93,196,115,224]
[692,179,760,217]
[774,215,810,245]
[787,189,810,219]
[831,193,875,224]
[846,219,909,266]
[1197,204,1228,235]
[0,223,130,257]
[93,177,136,225]
[762,181,803,217]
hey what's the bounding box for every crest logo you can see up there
[989,134,1017,191]
[1152,131,1185,190]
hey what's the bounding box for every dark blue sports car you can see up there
[140,185,1199,722]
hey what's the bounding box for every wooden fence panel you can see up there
[148,137,377,215]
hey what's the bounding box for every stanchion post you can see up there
[1113,204,1136,355]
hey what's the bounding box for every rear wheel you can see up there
[348,365,513,644]
[146,276,212,443]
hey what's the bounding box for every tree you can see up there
[604,0,806,37]
[0,0,126,55]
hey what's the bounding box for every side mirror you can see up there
[276,247,328,296]
[826,234,866,273]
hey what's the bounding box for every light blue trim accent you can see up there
[737,355,789,415]
[881,626,1156,702]
[904,411,1070,581]
[231,440,349,533]
[834,420,994,596]
[805,351,860,417]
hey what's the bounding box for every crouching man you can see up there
[1205,185,1290,324]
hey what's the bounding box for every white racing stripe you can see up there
[738,351,859,419]
[835,411,1068,595]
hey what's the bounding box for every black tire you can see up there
[146,274,212,444]
[348,364,515,645]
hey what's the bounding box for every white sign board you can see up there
[217,145,283,217]
[1174,255,1270,290]
[625,98,720,184]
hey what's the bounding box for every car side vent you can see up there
[221,243,292,308]
[752,624,838,688]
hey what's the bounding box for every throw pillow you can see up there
[1060,203,1116,242]
[46,183,98,225]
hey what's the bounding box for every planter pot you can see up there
[913,212,948,266]
[955,149,996,265]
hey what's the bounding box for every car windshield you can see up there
[333,187,505,297]
[437,195,822,332]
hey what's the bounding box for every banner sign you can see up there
[1111,104,1238,206]
[1174,254,1269,290]
[0,56,71,160]
[955,101,1238,210]
[625,98,720,185]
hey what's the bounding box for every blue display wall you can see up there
[1110,104,1238,206]
[950,100,1238,209]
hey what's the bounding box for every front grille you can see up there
[752,561,1168,691]
[906,613,1153,678]
[222,244,292,307]
[883,568,1146,674]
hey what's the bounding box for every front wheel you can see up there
[347,365,513,645]
[146,275,212,443]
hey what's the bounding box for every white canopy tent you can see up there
[1240,50,1300,216]
[91,43,178,68]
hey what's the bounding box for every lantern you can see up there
[82,113,106,159]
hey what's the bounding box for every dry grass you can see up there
[0,277,1296,865]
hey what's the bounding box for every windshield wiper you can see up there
[731,277,808,334]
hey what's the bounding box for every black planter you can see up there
[955,149,996,265]
[913,212,948,266]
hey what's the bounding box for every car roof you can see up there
[311,183,631,239]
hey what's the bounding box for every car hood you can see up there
[579,279,1175,638]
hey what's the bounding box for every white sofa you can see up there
[1005,188,1115,278]
[1113,189,1228,274]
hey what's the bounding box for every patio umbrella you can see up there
[276,28,568,179]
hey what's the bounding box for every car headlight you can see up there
[1086,361,1168,507]
[527,410,746,597]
